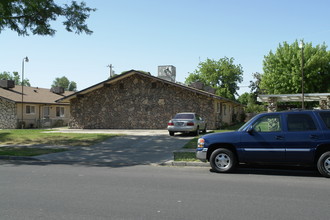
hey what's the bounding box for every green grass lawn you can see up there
[0,129,120,157]
[173,152,199,162]
[0,129,119,146]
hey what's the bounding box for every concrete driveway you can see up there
[34,129,194,167]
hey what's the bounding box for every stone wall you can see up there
[0,98,17,129]
[69,74,217,129]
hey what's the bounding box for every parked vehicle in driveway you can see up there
[167,113,207,136]
[196,110,330,178]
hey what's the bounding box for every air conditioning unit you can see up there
[204,86,216,94]
[51,87,65,94]
[0,80,15,89]
[158,65,176,82]
[189,81,204,90]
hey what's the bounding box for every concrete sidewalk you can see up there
[46,128,170,136]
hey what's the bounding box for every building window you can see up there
[217,103,222,114]
[223,104,227,115]
[216,103,222,121]
[43,106,50,118]
[26,105,36,114]
[56,107,65,117]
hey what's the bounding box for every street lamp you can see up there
[21,56,29,129]
[299,40,305,109]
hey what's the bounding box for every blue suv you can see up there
[196,110,330,178]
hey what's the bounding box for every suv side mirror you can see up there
[247,125,254,134]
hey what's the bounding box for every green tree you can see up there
[244,102,265,114]
[0,0,96,36]
[260,40,330,94]
[51,76,77,91]
[249,72,262,94]
[238,92,265,113]
[185,57,243,100]
[0,71,30,86]
[237,92,252,105]
[120,70,151,75]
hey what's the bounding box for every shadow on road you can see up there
[211,164,321,178]
[0,160,147,168]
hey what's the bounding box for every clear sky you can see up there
[1,0,330,95]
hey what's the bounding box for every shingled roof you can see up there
[0,85,74,105]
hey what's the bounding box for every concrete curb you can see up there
[159,160,210,167]
[0,156,210,168]
[0,155,41,161]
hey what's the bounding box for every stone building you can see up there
[0,80,73,128]
[58,70,244,129]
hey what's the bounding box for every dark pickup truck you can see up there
[196,110,330,177]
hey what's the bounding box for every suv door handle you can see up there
[276,135,284,140]
[310,135,319,139]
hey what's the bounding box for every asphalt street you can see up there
[1,129,330,219]
[0,131,330,220]
[0,163,329,220]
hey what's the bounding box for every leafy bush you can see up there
[245,103,265,114]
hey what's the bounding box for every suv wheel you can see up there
[210,148,237,173]
[317,151,330,178]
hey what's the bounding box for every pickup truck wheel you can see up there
[210,148,237,173]
[317,151,330,178]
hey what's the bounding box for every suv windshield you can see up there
[174,114,194,119]
[238,115,258,131]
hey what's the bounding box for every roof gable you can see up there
[57,70,242,105]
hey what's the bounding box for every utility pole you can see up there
[21,56,29,129]
[299,40,305,109]
[107,64,114,78]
